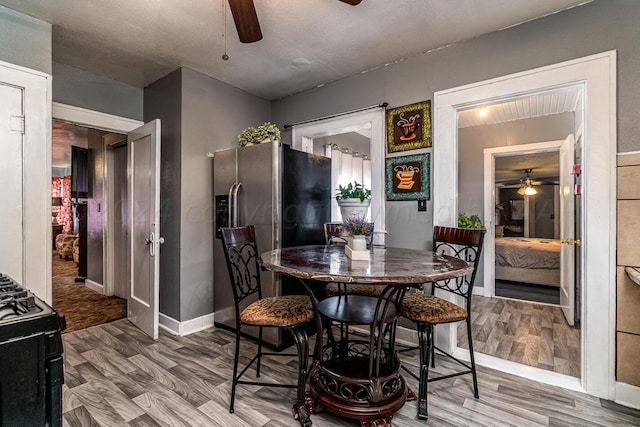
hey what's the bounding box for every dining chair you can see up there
[220,226,314,425]
[400,226,485,420]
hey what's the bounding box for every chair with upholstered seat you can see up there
[400,226,485,420]
[220,226,314,426]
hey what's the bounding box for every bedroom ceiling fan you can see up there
[227,0,363,43]
[497,168,556,195]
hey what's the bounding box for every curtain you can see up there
[52,176,73,234]
[329,145,372,221]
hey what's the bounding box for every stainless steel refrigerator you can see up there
[213,141,331,349]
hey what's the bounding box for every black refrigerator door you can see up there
[281,145,332,248]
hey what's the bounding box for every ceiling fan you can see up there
[498,168,557,196]
[228,0,363,43]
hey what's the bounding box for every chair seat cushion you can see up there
[240,295,314,327]
[401,293,467,324]
[325,283,386,297]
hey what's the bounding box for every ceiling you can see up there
[457,86,582,128]
[495,151,560,185]
[0,0,590,100]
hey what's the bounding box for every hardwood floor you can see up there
[458,295,581,378]
[61,319,640,426]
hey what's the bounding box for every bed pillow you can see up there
[495,225,505,237]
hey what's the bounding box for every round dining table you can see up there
[260,245,472,427]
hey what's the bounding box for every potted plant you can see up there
[458,211,484,229]
[336,181,371,221]
[343,215,373,251]
[238,122,281,147]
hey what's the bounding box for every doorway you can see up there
[51,119,128,332]
[434,51,616,397]
[291,107,386,246]
[52,103,143,332]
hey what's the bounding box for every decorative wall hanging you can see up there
[386,100,432,153]
[386,154,430,201]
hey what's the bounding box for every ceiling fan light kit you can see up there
[517,168,539,196]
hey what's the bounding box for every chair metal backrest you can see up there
[220,226,262,311]
[324,222,375,248]
[431,226,485,305]
[324,223,348,245]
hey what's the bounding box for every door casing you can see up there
[433,51,617,399]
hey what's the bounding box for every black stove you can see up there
[0,273,66,427]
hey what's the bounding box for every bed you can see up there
[494,237,561,287]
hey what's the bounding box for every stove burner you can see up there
[0,275,42,321]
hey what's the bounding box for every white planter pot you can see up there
[350,235,367,251]
[337,198,371,220]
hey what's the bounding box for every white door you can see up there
[127,120,162,339]
[0,83,24,283]
[559,134,576,326]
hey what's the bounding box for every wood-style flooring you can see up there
[458,295,580,378]
[61,319,640,426]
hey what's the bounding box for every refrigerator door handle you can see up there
[233,182,242,227]
[228,183,236,227]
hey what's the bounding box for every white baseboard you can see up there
[616,382,640,409]
[85,279,103,293]
[159,312,215,336]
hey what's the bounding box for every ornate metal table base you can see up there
[306,382,406,427]
[305,348,407,427]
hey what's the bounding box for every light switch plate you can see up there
[418,199,427,211]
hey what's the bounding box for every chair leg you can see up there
[417,323,432,420]
[466,316,479,398]
[230,325,242,414]
[256,326,263,378]
[430,333,436,368]
[289,325,312,427]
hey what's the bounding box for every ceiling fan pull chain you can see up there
[221,0,229,60]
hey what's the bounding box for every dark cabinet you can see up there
[76,203,87,278]
[52,224,63,249]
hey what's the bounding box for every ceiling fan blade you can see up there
[339,0,363,5]
[228,0,262,43]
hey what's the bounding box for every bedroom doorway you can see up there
[456,87,584,378]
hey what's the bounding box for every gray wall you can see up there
[271,0,640,252]
[458,113,575,222]
[0,6,51,74]
[144,69,183,320]
[53,62,143,121]
[145,67,270,322]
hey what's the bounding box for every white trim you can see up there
[482,140,565,298]
[52,103,142,298]
[453,348,583,393]
[53,102,142,132]
[291,108,386,246]
[159,312,215,336]
[0,60,51,303]
[615,382,640,410]
[433,50,617,399]
[84,278,103,294]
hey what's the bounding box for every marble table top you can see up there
[260,245,472,285]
